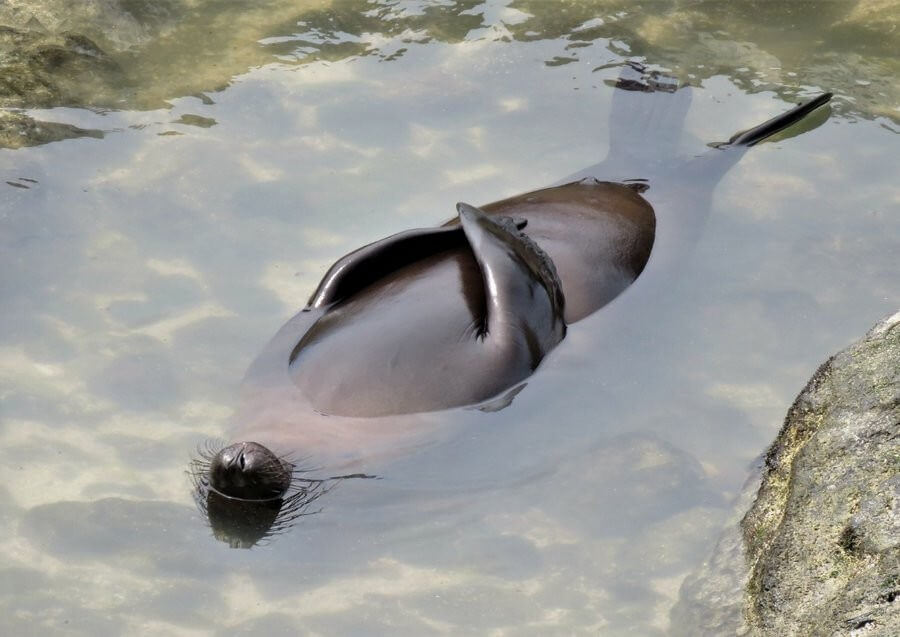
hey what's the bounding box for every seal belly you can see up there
[289,249,501,417]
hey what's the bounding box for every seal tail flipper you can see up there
[681,91,834,185]
[606,61,694,165]
[557,61,692,184]
[456,202,566,365]
[655,90,834,273]
[723,92,833,147]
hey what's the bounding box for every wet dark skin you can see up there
[290,182,653,417]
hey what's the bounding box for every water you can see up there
[1,1,898,635]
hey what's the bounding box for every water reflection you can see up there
[0,0,896,148]
[188,439,376,548]
[200,486,325,549]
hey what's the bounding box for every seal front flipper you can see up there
[456,202,566,370]
[308,219,527,309]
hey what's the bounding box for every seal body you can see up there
[203,73,833,510]
[288,181,654,417]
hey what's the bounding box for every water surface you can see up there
[1,1,898,635]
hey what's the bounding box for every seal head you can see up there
[208,441,292,500]
[190,440,330,547]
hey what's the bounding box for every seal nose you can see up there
[223,445,248,473]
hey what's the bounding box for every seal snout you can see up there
[208,441,291,501]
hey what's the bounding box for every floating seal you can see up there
[191,64,833,545]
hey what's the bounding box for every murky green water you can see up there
[1,1,898,635]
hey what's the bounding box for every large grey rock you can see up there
[673,310,900,636]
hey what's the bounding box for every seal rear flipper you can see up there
[679,91,834,188]
[558,62,693,184]
[607,62,693,165]
[456,202,566,368]
[309,219,527,309]
[723,92,833,147]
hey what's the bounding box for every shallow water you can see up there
[1,1,898,635]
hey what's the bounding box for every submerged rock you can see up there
[0,110,103,149]
[673,309,900,636]
[0,24,118,147]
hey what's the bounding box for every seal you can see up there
[191,63,833,546]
